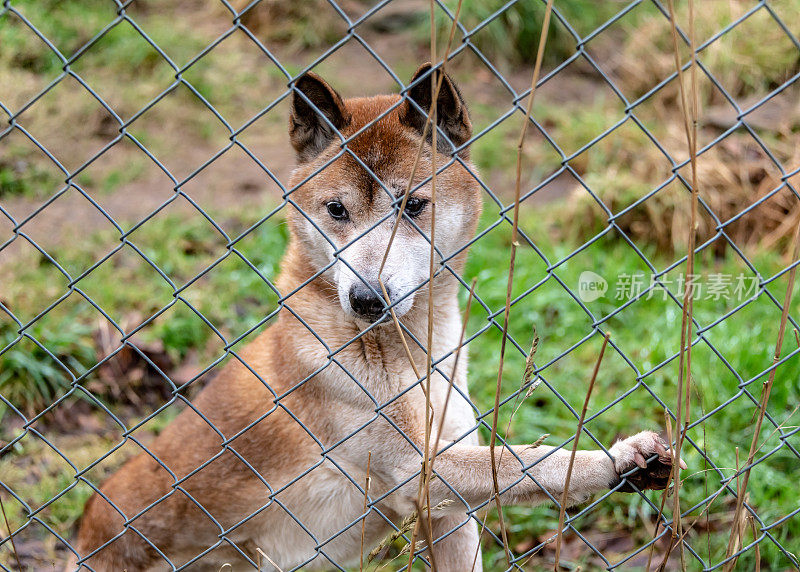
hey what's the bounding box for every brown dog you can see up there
[71,64,682,571]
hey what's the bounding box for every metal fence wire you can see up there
[1,0,799,570]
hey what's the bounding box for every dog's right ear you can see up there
[401,63,472,154]
[289,73,351,162]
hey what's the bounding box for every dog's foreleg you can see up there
[425,514,483,572]
[428,431,676,509]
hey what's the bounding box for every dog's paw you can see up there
[609,431,687,492]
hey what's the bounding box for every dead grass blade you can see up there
[470,327,542,570]
[403,3,465,570]
[420,0,440,559]
[427,279,478,478]
[553,332,610,571]
[749,513,761,572]
[488,1,555,566]
[650,2,699,568]
[370,500,455,565]
[0,493,22,572]
[646,410,675,572]
[723,217,800,570]
[256,547,284,572]
[360,451,372,572]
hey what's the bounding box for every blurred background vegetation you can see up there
[1,0,799,569]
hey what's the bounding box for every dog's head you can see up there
[285,64,481,323]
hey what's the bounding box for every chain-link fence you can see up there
[1,0,799,570]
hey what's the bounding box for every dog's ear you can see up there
[401,62,472,155]
[289,72,351,162]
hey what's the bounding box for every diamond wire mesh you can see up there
[0,0,799,570]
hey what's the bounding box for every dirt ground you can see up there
[0,11,594,266]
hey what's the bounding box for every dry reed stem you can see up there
[488,1,555,566]
[754,403,800,456]
[403,3,465,569]
[665,398,800,562]
[749,514,761,572]
[377,0,464,281]
[646,410,675,572]
[417,280,477,568]
[414,496,439,572]
[647,410,798,567]
[0,494,22,571]
[553,332,610,571]
[369,500,455,565]
[723,218,800,570]
[256,547,284,572]
[360,451,372,572]
[650,2,699,568]
[420,2,439,559]
[653,225,800,570]
[470,329,543,570]
[427,279,478,482]
[728,448,743,567]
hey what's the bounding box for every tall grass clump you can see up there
[427,0,626,65]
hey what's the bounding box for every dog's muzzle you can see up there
[348,282,391,322]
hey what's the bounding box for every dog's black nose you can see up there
[349,283,388,320]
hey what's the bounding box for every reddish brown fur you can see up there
[73,90,480,569]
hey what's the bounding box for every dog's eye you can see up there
[404,197,427,218]
[326,201,349,220]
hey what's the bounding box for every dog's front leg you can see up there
[428,431,680,509]
[425,514,483,572]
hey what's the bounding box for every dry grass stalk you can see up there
[0,494,22,571]
[562,137,800,256]
[369,500,455,564]
[726,448,744,567]
[645,410,675,572]
[553,332,610,571]
[748,513,761,572]
[416,280,477,569]
[360,451,372,572]
[644,225,800,571]
[470,328,544,570]
[649,2,700,569]
[723,217,800,570]
[488,1,555,566]
[426,279,477,487]
[418,3,441,563]
[402,3,466,569]
[647,402,799,568]
[659,393,798,566]
[256,547,284,572]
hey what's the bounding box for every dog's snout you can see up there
[348,283,388,320]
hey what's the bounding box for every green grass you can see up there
[0,155,61,198]
[463,208,800,570]
[2,204,798,569]
[423,0,628,66]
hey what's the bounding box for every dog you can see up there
[70,63,683,571]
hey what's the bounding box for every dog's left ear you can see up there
[401,63,472,154]
[289,72,352,162]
